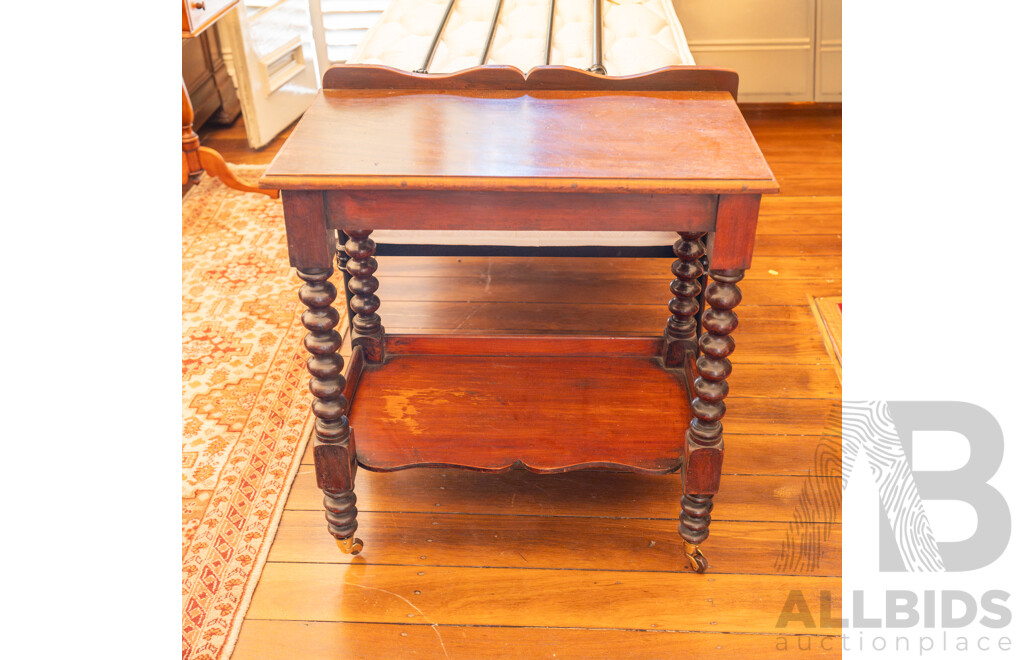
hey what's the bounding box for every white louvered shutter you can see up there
[217,0,322,147]
[310,0,388,69]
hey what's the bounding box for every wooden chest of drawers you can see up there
[182,0,238,38]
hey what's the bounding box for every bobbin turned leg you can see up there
[679,494,712,572]
[662,232,706,367]
[343,230,386,362]
[679,268,744,573]
[335,232,356,333]
[297,266,363,555]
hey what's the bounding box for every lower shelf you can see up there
[348,337,693,474]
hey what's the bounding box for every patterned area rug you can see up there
[182,168,330,660]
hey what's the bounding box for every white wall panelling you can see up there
[815,0,842,101]
[672,0,840,102]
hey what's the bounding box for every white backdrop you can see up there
[845,1,1024,657]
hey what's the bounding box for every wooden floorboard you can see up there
[379,305,831,365]
[197,104,843,659]
[375,274,841,307]
[245,563,842,633]
[233,621,839,659]
[373,254,841,281]
[269,511,841,576]
[284,469,840,525]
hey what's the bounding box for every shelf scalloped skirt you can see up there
[347,336,692,474]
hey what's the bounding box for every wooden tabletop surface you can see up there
[261,88,777,194]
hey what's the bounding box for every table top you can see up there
[260,66,777,195]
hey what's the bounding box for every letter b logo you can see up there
[844,401,1011,572]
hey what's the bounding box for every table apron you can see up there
[326,190,718,233]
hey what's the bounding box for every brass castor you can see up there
[683,541,709,573]
[336,536,364,556]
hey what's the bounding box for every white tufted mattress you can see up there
[348,0,697,247]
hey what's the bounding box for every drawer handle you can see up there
[192,2,206,9]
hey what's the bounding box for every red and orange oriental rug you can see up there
[182,168,335,659]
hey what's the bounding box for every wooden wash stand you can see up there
[260,64,778,573]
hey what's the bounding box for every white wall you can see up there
[672,0,841,102]
[816,0,842,102]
